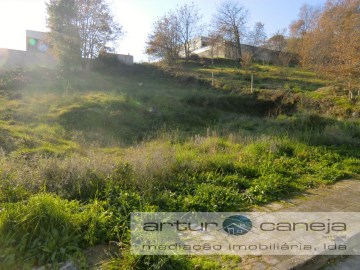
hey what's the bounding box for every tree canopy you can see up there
[145,11,181,63]
[145,3,202,63]
[47,0,123,70]
[212,0,249,62]
[299,0,360,98]
[247,22,267,47]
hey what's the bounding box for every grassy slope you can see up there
[0,62,359,269]
[184,60,327,92]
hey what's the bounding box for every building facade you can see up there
[0,30,134,69]
[185,36,281,64]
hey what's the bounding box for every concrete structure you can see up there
[115,53,134,65]
[0,30,133,69]
[0,30,56,70]
[185,36,282,64]
[0,48,57,69]
[26,30,53,52]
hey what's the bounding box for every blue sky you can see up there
[0,0,327,62]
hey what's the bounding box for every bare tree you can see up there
[266,30,287,52]
[247,22,267,47]
[290,4,321,38]
[246,22,267,62]
[213,0,248,63]
[208,32,223,64]
[75,0,123,60]
[146,4,203,64]
[288,4,321,55]
[177,3,203,61]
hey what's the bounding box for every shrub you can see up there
[106,253,192,270]
[0,194,82,266]
[0,151,118,201]
[0,69,29,90]
[189,54,200,62]
[0,194,114,267]
[122,141,177,194]
[184,184,243,211]
[291,114,332,131]
[245,173,295,204]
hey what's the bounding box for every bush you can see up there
[0,69,29,90]
[184,184,243,211]
[107,253,192,270]
[245,173,295,204]
[0,194,113,267]
[189,54,200,62]
[0,133,359,268]
[291,114,332,131]
[0,194,82,266]
[0,152,118,202]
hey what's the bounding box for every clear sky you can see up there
[0,0,326,62]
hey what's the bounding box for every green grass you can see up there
[303,87,360,117]
[0,194,115,268]
[0,61,359,268]
[1,134,358,268]
[179,59,359,117]
[178,60,328,92]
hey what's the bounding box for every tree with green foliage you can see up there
[46,0,82,70]
[46,0,123,70]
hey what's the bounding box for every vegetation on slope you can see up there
[0,62,359,269]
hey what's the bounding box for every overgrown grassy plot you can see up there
[0,134,358,268]
[178,60,327,92]
[0,62,359,269]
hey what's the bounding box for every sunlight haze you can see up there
[0,0,326,62]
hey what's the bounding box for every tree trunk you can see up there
[234,29,242,64]
[184,42,190,62]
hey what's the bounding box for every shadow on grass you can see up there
[56,63,290,145]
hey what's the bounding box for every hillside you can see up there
[0,61,359,269]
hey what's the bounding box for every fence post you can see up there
[251,74,254,93]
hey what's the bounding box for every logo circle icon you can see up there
[222,215,252,235]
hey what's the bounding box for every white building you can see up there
[0,30,133,69]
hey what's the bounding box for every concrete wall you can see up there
[1,30,134,69]
[189,41,282,64]
[26,30,50,52]
[116,54,134,65]
[0,48,57,70]
[0,48,136,70]
[0,30,56,70]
